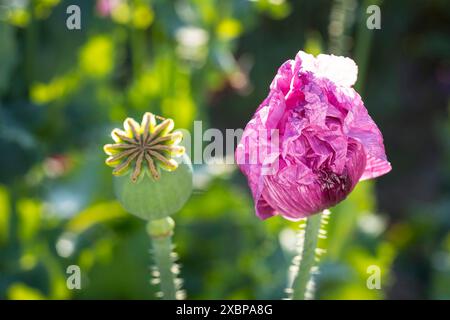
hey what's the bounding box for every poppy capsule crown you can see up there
[104,112,185,183]
[104,113,193,221]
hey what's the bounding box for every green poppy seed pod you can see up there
[113,155,192,220]
[104,113,193,220]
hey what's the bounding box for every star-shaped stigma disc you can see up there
[104,113,185,183]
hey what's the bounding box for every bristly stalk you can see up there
[147,217,184,300]
[287,210,330,300]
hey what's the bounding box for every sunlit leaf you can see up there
[7,283,46,300]
[79,36,114,78]
[17,198,42,242]
[66,201,127,234]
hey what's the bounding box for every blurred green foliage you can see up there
[0,0,449,300]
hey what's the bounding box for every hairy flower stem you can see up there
[151,236,177,299]
[147,217,180,300]
[291,213,323,300]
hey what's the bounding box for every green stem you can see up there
[25,9,36,92]
[129,0,144,78]
[147,217,179,300]
[291,212,322,300]
[129,27,143,77]
[354,0,382,94]
[327,0,356,56]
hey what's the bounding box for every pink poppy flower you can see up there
[236,51,391,221]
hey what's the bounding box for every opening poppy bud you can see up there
[236,51,391,221]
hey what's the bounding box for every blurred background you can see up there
[0,0,449,300]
